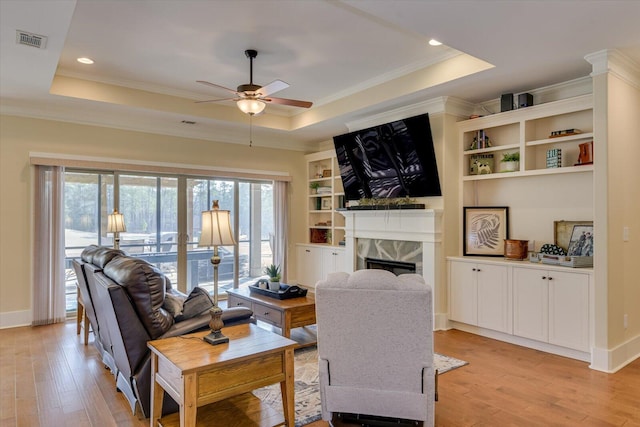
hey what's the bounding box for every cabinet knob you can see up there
[477,269,481,272]
[472,268,476,271]
[548,277,553,281]
[264,312,269,316]
[542,276,547,280]
[236,302,242,306]
[305,249,310,253]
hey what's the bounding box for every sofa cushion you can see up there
[92,246,126,268]
[163,291,186,318]
[176,287,214,321]
[103,256,173,339]
[80,245,101,264]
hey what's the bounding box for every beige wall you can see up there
[0,115,307,322]
[606,73,640,348]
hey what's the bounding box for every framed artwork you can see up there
[321,198,332,210]
[554,220,593,252]
[464,206,509,256]
[567,225,594,256]
[322,169,332,177]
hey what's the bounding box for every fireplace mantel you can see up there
[338,209,442,243]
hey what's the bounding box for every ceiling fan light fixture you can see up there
[237,98,266,115]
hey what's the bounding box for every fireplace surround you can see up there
[338,208,445,329]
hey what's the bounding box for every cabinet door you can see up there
[449,261,478,325]
[322,247,346,278]
[296,245,322,288]
[548,271,589,351]
[477,263,511,333]
[513,267,549,342]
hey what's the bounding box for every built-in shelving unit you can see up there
[305,150,345,246]
[450,94,596,362]
[458,94,594,181]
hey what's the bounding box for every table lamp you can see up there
[198,200,236,345]
[107,209,126,250]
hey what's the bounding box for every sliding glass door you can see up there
[63,170,274,313]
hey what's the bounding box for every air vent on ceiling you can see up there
[16,30,47,49]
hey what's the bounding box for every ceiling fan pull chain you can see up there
[249,115,253,147]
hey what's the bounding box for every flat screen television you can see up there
[333,113,441,201]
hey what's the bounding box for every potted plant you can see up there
[309,181,320,194]
[264,264,281,291]
[501,152,520,172]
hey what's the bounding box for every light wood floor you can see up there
[1,321,639,426]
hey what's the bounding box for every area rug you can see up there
[253,347,467,427]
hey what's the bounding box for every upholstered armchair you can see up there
[315,269,435,426]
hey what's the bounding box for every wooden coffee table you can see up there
[227,287,317,348]
[148,323,296,427]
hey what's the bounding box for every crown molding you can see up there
[585,49,640,90]
[345,96,474,132]
[1,103,315,152]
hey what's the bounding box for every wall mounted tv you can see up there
[333,113,441,201]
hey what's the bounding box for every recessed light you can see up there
[77,57,94,64]
[429,39,442,46]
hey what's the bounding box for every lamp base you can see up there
[203,330,229,345]
[203,305,228,345]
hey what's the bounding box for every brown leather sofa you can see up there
[75,245,253,417]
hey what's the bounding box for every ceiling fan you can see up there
[196,49,313,115]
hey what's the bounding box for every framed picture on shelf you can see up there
[567,225,594,256]
[463,206,509,256]
[321,198,332,210]
[554,220,593,252]
[322,169,332,177]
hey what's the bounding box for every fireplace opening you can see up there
[365,257,416,276]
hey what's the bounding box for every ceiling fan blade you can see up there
[266,96,313,108]
[196,80,238,95]
[257,80,289,97]
[195,97,240,104]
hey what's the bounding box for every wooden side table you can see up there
[148,323,296,427]
[227,287,317,348]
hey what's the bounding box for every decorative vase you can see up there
[268,280,280,291]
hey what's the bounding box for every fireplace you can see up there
[337,208,445,329]
[365,257,416,275]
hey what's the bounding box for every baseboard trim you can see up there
[0,309,32,329]
[590,333,640,373]
[433,312,449,331]
[448,321,591,362]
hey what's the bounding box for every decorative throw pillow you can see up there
[540,243,566,256]
[163,293,186,318]
[176,287,214,321]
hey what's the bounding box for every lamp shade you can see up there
[237,98,266,115]
[107,209,126,233]
[198,201,236,247]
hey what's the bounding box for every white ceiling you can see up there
[2,0,640,152]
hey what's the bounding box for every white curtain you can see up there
[273,181,289,282]
[32,165,66,326]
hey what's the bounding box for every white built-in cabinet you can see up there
[449,259,511,333]
[448,257,592,359]
[450,94,595,362]
[296,244,346,288]
[513,267,590,352]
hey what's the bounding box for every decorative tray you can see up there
[248,283,308,300]
[530,253,593,268]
